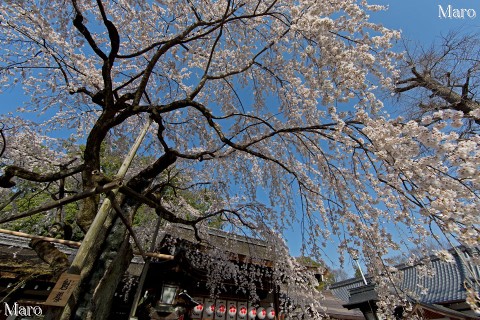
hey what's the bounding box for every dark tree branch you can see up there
[107,192,147,260]
[0,123,6,158]
[396,67,480,120]
[0,181,121,224]
[0,189,23,212]
[94,0,120,111]
[95,0,119,61]
[395,34,480,125]
[113,71,144,95]
[71,0,108,61]
[0,164,85,188]
[126,151,177,192]
[29,238,69,278]
[132,22,207,106]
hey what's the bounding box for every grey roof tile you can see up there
[330,246,480,305]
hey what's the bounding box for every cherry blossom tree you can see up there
[386,34,480,315]
[396,33,480,127]
[0,0,478,319]
[391,33,480,255]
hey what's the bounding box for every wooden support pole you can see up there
[129,216,163,318]
[54,118,153,319]
[68,117,153,275]
[0,228,173,261]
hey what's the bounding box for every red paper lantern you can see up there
[266,307,275,319]
[205,303,215,316]
[228,305,237,316]
[257,307,266,320]
[193,304,204,315]
[239,306,247,315]
[248,306,257,319]
[217,304,226,314]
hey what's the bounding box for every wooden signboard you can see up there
[45,273,81,307]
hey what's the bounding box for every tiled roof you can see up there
[163,223,273,261]
[0,233,78,280]
[320,290,365,319]
[330,278,366,303]
[0,233,77,256]
[330,246,480,305]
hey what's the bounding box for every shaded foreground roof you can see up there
[0,225,273,277]
[320,290,365,319]
[0,233,78,280]
[412,302,479,320]
[330,246,480,305]
[163,223,273,261]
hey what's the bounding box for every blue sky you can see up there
[5,0,478,112]
[373,0,479,42]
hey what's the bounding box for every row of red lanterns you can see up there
[193,303,275,319]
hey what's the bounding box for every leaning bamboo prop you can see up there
[69,117,154,274]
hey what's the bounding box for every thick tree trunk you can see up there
[53,120,156,319]
[29,239,69,278]
[60,213,123,320]
[89,233,133,319]
[44,217,131,320]
[75,221,132,320]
